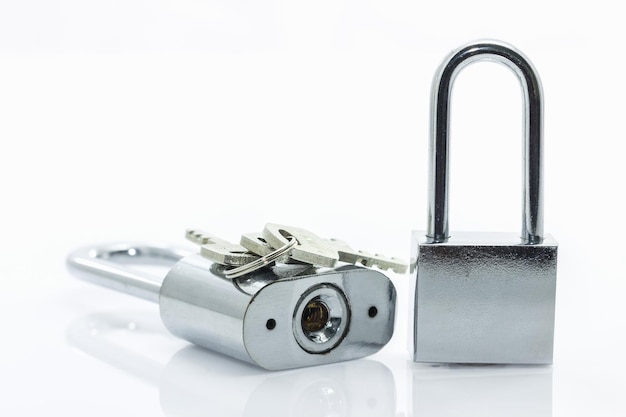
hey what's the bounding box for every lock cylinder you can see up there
[293,284,350,353]
[68,243,396,370]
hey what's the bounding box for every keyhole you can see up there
[301,300,330,332]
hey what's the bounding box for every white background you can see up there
[1,1,625,416]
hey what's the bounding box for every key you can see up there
[262,223,408,273]
[185,229,259,266]
[262,223,339,267]
[240,232,292,264]
[325,238,408,274]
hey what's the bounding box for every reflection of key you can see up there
[326,238,408,274]
[262,224,339,267]
[240,232,292,264]
[185,229,259,266]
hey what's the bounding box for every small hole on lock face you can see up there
[266,319,276,330]
[368,306,378,318]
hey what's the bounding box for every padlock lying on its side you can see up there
[67,243,396,370]
[412,40,558,364]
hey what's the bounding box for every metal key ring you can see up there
[224,236,298,279]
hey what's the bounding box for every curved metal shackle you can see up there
[67,243,192,303]
[426,40,544,244]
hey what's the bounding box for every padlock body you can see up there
[411,231,557,364]
[159,254,396,370]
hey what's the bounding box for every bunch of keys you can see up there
[68,223,405,370]
[187,223,408,278]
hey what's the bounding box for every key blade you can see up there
[240,232,291,264]
[186,229,211,245]
[328,238,408,274]
[186,229,259,266]
[263,223,339,268]
[240,232,274,256]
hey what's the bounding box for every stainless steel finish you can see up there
[66,243,190,303]
[223,236,297,278]
[235,263,319,295]
[427,40,544,245]
[159,254,252,362]
[68,241,397,370]
[186,229,259,266]
[243,265,396,370]
[413,40,558,364]
[263,223,339,267]
[412,231,557,364]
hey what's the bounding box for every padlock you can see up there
[411,41,558,364]
[67,242,396,370]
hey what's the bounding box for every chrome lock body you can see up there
[412,41,558,364]
[68,243,396,370]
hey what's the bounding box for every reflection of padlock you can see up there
[68,243,396,370]
[67,311,397,417]
[412,41,558,364]
[411,364,553,417]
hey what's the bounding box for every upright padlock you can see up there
[412,41,558,364]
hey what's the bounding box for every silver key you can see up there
[263,223,407,272]
[262,223,339,267]
[240,232,292,264]
[186,229,259,266]
[325,238,408,274]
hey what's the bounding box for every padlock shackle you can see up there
[67,243,191,302]
[427,41,544,244]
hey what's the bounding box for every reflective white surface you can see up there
[1,1,626,415]
[2,259,625,416]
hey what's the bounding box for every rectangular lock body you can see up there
[159,254,396,370]
[411,231,557,364]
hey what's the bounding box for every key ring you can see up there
[224,236,298,279]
